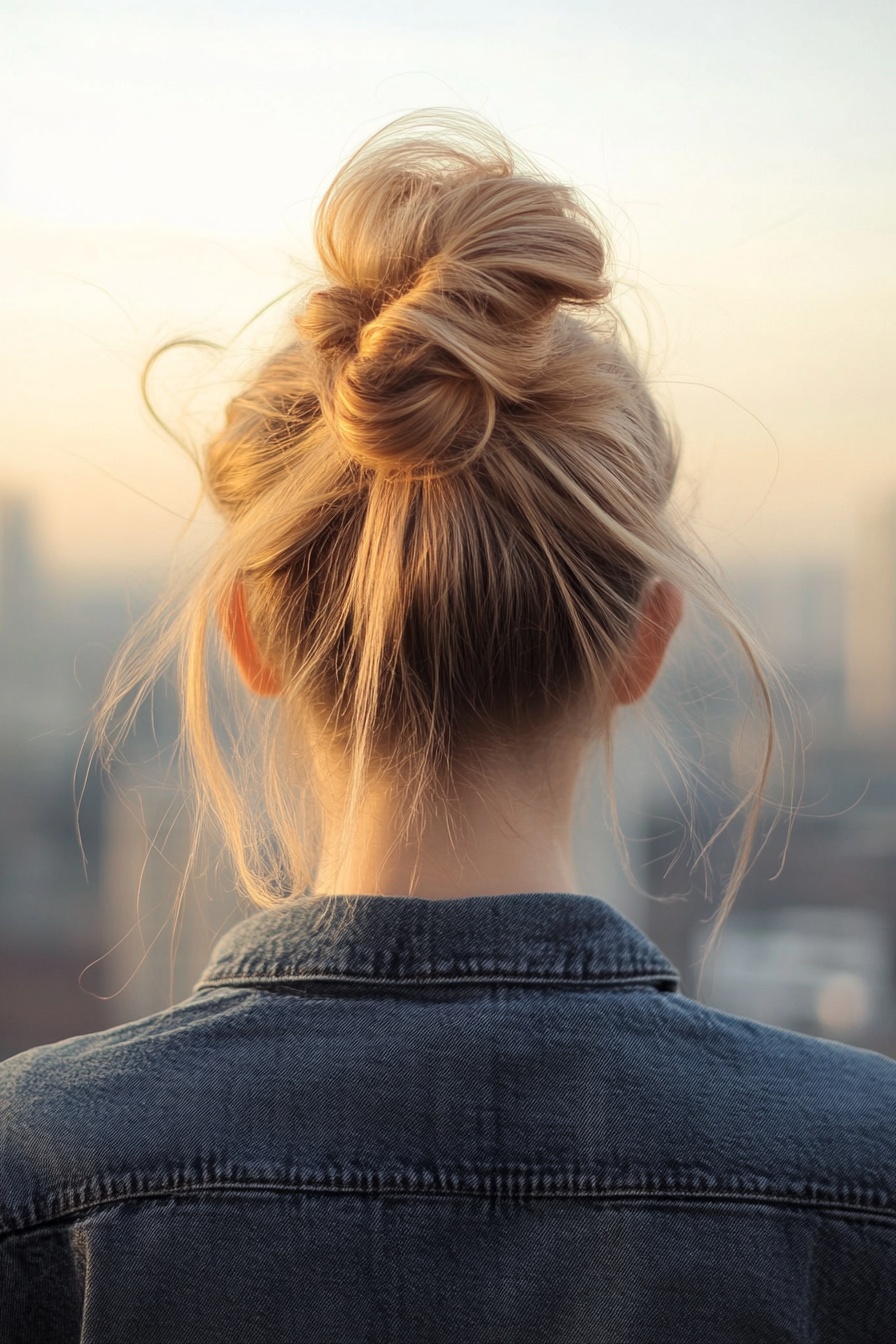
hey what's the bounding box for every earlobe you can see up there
[614,580,684,707]
[219,582,282,698]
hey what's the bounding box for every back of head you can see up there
[103,110,782,956]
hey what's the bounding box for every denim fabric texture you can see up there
[1,890,895,1342]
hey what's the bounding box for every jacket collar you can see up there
[197,891,680,993]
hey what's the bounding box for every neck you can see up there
[312,750,584,900]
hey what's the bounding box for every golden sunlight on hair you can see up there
[95,109,791,969]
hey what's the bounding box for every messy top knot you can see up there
[107,109,787,976]
[296,121,610,476]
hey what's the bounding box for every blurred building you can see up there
[0,496,238,1056]
[0,497,105,1055]
[0,497,38,629]
[728,559,848,741]
[0,496,44,710]
[640,758,896,1058]
[638,551,896,1058]
[96,711,242,1025]
[846,496,896,741]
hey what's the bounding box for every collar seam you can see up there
[196,970,679,990]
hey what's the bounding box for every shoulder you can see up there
[0,987,251,1234]
[649,990,896,1210]
[661,988,896,1098]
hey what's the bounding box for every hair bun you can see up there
[299,113,612,477]
[301,287,379,357]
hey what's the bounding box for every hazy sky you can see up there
[2,0,894,579]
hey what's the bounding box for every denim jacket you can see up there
[2,890,895,1343]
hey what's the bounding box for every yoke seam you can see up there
[4,1178,895,1238]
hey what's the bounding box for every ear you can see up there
[613,579,683,707]
[219,581,282,698]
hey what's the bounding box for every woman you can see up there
[2,112,894,1343]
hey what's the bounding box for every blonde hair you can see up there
[97,110,790,966]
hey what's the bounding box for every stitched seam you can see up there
[4,1178,895,1237]
[196,972,678,991]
